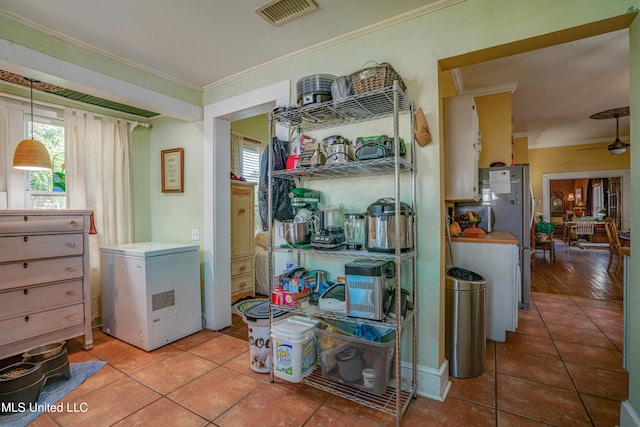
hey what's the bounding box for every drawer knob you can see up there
[240,281,246,287]
[69,220,78,228]
[23,262,28,269]
[67,242,76,248]
[239,264,247,271]
[24,315,29,322]
[66,290,75,296]
[23,236,28,242]
[23,216,28,222]
[66,267,75,272]
[238,208,246,213]
[69,314,77,321]
[23,289,28,295]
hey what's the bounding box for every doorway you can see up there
[202,80,290,331]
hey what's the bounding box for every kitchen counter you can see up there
[451,231,518,245]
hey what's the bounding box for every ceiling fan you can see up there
[580,106,630,154]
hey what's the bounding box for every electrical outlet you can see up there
[191,228,200,241]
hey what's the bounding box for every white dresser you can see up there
[0,210,93,359]
[230,180,256,303]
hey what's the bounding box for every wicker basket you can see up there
[350,63,406,94]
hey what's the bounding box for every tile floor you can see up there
[14,291,626,427]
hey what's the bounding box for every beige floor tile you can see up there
[111,397,207,427]
[167,365,262,420]
[497,374,591,426]
[49,377,161,426]
[132,351,217,394]
[213,382,321,427]
[496,346,574,390]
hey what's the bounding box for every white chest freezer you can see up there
[100,242,202,351]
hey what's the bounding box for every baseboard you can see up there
[406,360,451,401]
[621,401,640,427]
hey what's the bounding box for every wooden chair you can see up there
[570,217,595,246]
[535,231,555,261]
[604,217,624,275]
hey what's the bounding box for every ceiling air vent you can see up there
[255,0,318,26]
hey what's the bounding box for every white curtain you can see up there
[65,108,132,322]
[230,132,243,176]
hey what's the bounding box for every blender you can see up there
[344,213,366,250]
[311,205,345,250]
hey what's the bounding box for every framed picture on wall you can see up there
[161,148,184,193]
[575,187,582,202]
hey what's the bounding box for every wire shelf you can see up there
[271,245,416,261]
[273,85,411,131]
[271,157,412,181]
[302,369,415,416]
[270,302,416,329]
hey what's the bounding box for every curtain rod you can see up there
[231,131,263,144]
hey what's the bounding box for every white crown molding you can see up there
[450,68,465,95]
[205,0,465,90]
[467,82,518,97]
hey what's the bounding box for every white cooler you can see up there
[101,242,202,351]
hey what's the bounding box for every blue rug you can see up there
[1,361,107,427]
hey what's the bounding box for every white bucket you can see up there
[242,301,288,373]
[271,316,318,383]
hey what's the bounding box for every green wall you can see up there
[148,117,204,246]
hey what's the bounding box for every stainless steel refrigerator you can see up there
[456,164,534,308]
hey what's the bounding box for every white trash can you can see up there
[242,301,288,373]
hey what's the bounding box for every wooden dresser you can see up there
[0,210,93,359]
[230,181,256,303]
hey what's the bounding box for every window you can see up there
[241,146,260,184]
[26,118,66,209]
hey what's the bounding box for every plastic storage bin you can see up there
[315,323,395,395]
[271,316,319,383]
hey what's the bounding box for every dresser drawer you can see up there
[0,256,84,291]
[231,273,255,295]
[0,303,85,347]
[231,256,254,276]
[0,280,83,320]
[0,234,83,263]
[0,214,85,234]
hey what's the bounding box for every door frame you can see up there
[202,80,290,330]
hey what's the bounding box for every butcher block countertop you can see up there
[451,231,519,245]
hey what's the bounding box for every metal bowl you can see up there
[22,341,66,363]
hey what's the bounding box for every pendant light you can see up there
[12,79,51,170]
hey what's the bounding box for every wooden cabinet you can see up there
[0,210,93,359]
[230,181,256,302]
[444,94,482,201]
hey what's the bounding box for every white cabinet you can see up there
[0,210,93,359]
[450,240,519,342]
[444,94,482,201]
[100,242,202,351]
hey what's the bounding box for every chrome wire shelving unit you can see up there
[267,81,417,427]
